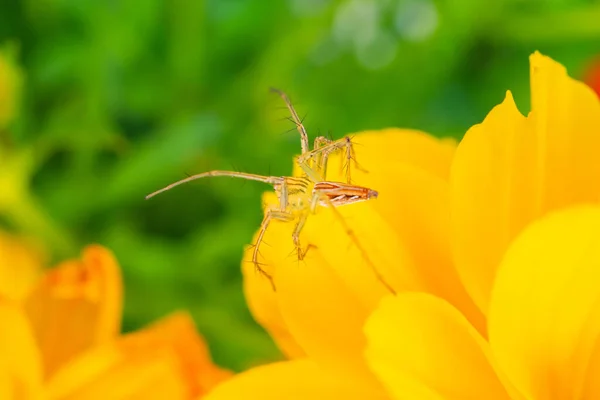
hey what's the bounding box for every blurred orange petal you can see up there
[46,346,187,400]
[0,299,43,400]
[364,293,513,400]
[46,312,230,400]
[128,311,232,395]
[0,232,45,300]
[451,52,600,314]
[25,245,122,379]
[204,359,386,400]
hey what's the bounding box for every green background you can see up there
[1,0,600,371]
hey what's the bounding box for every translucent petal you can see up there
[46,312,230,399]
[25,245,122,379]
[204,359,385,400]
[489,206,600,400]
[452,52,600,314]
[365,294,512,400]
[0,300,43,400]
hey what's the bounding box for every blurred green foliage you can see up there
[1,0,600,371]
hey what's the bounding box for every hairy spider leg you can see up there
[347,138,369,173]
[269,88,364,184]
[145,170,284,200]
[298,136,361,184]
[255,175,316,289]
[146,170,293,287]
[311,136,334,179]
[291,210,310,261]
[270,87,310,155]
[253,208,295,291]
[290,184,322,262]
[146,90,381,292]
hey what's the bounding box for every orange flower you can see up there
[0,239,230,399]
[205,52,600,399]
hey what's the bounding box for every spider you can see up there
[146,88,389,292]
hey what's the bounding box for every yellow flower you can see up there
[205,52,600,399]
[364,206,600,399]
[362,53,600,399]
[0,239,230,399]
[206,130,482,396]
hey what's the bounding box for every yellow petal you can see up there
[244,199,382,388]
[451,91,529,315]
[241,192,306,359]
[365,293,513,400]
[204,359,385,400]
[0,299,43,400]
[274,215,386,387]
[46,312,230,399]
[451,52,600,314]
[580,332,600,399]
[291,128,457,181]
[489,205,600,400]
[0,232,45,300]
[285,129,483,366]
[243,129,483,383]
[321,130,484,332]
[24,245,122,379]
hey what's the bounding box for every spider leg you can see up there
[295,136,342,182]
[253,208,295,291]
[270,87,310,155]
[323,136,368,182]
[312,136,333,180]
[291,211,316,261]
[146,171,284,199]
[298,136,364,184]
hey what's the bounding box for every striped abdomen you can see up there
[313,181,378,207]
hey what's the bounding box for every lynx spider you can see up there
[146,88,392,293]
